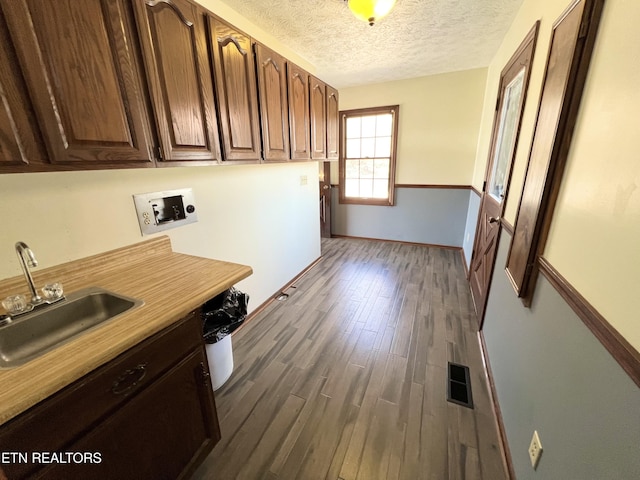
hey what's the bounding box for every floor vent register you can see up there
[447,362,474,408]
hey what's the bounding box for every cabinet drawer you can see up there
[0,311,202,479]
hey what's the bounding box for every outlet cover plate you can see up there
[529,430,543,469]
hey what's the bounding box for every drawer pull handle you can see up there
[112,363,148,396]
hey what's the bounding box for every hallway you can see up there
[194,237,508,479]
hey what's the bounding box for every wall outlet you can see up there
[529,430,543,469]
[300,175,308,186]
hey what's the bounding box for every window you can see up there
[339,105,399,206]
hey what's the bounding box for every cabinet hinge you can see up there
[495,96,500,111]
[482,181,487,192]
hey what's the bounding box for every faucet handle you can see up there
[42,282,64,300]
[2,294,28,314]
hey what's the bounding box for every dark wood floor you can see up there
[193,237,508,480]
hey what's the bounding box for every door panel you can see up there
[255,43,290,162]
[0,7,44,169]
[134,0,220,163]
[470,23,539,327]
[506,0,604,302]
[326,86,339,160]
[209,17,261,162]
[309,75,327,160]
[3,0,154,164]
[287,63,310,160]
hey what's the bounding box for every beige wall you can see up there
[337,69,488,186]
[0,163,321,313]
[473,0,640,349]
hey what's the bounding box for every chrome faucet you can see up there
[15,241,42,305]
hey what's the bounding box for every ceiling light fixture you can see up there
[347,0,397,26]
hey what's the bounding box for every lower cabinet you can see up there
[0,311,219,480]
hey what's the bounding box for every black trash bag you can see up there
[202,287,249,344]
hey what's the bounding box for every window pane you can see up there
[345,179,359,197]
[373,179,389,198]
[361,116,376,137]
[346,117,361,138]
[359,178,373,198]
[373,158,390,178]
[345,159,360,179]
[375,136,391,157]
[376,114,393,136]
[361,138,375,158]
[346,139,360,158]
[339,105,398,205]
[360,159,374,178]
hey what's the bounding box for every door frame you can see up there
[470,22,540,329]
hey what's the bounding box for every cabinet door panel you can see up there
[287,63,310,161]
[255,43,290,162]
[209,17,261,162]
[0,313,201,479]
[0,7,44,170]
[134,0,220,163]
[326,85,339,160]
[2,0,154,164]
[310,75,327,160]
[35,350,219,480]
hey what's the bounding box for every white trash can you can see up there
[206,334,234,391]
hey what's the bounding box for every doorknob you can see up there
[488,216,500,224]
[322,185,330,190]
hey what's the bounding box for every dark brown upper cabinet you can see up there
[287,62,311,161]
[1,0,154,167]
[133,0,221,165]
[326,85,339,160]
[255,43,290,162]
[0,7,45,172]
[309,75,327,160]
[208,16,261,162]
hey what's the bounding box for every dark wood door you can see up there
[470,24,539,327]
[287,62,310,161]
[320,161,332,238]
[255,43,290,162]
[506,0,604,303]
[1,0,154,165]
[133,0,221,164]
[309,75,327,160]
[326,85,339,160]
[209,17,261,162]
[0,7,44,170]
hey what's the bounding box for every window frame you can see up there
[338,105,399,206]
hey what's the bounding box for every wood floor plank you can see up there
[193,237,508,480]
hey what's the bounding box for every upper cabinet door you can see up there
[133,0,221,164]
[255,43,290,162]
[326,85,339,160]
[1,0,154,165]
[287,63,310,161]
[208,17,261,162]
[0,7,44,170]
[309,75,327,160]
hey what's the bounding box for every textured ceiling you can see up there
[218,0,524,88]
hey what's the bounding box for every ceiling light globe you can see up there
[348,0,397,26]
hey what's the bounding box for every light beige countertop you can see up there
[0,236,252,426]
